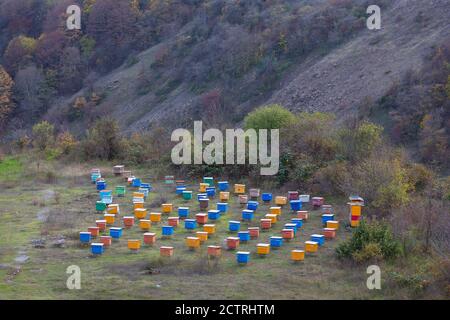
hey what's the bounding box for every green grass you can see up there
[0,156,23,182]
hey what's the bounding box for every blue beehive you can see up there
[311,234,325,246]
[139,187,149,198]
[91,173,101,183]
[218,181,229,191]
[208,210,221,220]
[291,218,303,229]
[178,207,190,218]
[238,231,250,242]
[91,243,104,255]
[206,187,216,198]
[162,225,174,236]
[176,186,186,195]
[96,180,106,191]
[79,232,91,244]
[236,251,250,264]
[197,193,208,201]
[247,201,259,211]
[284,223,297,235]
[99,190,112,200]
[262,193,272,202]
[110,227,123,239]
[132,178,141,188]
[321,214,335,225]
[217,202,228,213]
[184,219,197,230]
[140,183,151,191]
[270,236,283,248]
[290,200,302,211]
[229,220,241,232]
[242,209,254,221]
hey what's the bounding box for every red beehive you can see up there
[226,237,240,250]
[323,228,336,239]
[207,245,222,257]
[168,217,179,227]
[288,191,299,201]
[196,213,208,224]
[282,228,295,240]
[88,227,100,237]
[143,232,156,245]
[95,220,107,232]
[312,197,324,208]
[297,211,309,221]
[260,219,272,230]
[100,235,112,246]
[248,227,260,239]
[123,216,135,228]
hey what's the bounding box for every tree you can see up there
[0,66,15,129]
[13,65,46,121]
[3,35,36,74]
[35,31,67,68]
[339,121,383,162]
[84,118,122,160]
[244,104,296,130]
[32,121,55,151]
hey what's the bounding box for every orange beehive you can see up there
[323,228,336,239]
[150,212,162,223]
[168,217,179,227]
[226,237,240,250]
[162,203,173,214]
[257,243,270,255]
[104,213,115,225]
[143,232,156,245]
[282,228,295,240]
[133,192,145,199]
[248,227,260,239]
[275,196,287,206]
[96,220,107,232]
[186,237,201,249]
[199,183,209,193]
[196,231,209,242]
[128,239,141,251]
[297,211,309,221]
[234,184,246,194]
[123,216,135,228]
[196,213,208,224]
[100,235,112,246]
[270,206,282,215]
[160,246,174,257]
[219,192,230,202]
[291,250,305,261]
[88,227,100,237]
[260,219,272,230]
[134,202,144,210]
[203,224,216,235]
[326,220,339,230]
[265,214,277,224]
[107,204,120,215]
[207,245,222,257]
[134,208,147,219]
[351,220,360,228]
[305,241,318,253]
[139,219,151,231]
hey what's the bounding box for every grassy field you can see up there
[0,156,440,299]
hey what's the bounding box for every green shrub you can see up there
[244,104,296,130]
[32,121,55,151]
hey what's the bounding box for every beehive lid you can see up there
[238,231,249,235]
[282,229,293,232]
[270,236,283,240]
[96,220,106,223]
[208,245,221,249]
[204,224,215,227]
[208,210,220,214]
[257,243,270,247]
[228,237,239,240]
[196,213,207,217]
[292,249,304,253]
[110,227,122,231]
[248,227,259,230]
[151,212,161,215]
[123,216,134,219]
[322,214,334,217]
[187,237,199,240]
[217,202,227,205]
[104,214,115,217]
[311,234,324,238]
[162,225,173,229]
[185,219,196,222]
[168,217,178,220]
[237,251,250,255]
[324,228,336,231]
[270,206,281,209]
[135,208,146,212]
[144,232,156,236]
[328,220,339,223]
[160,246,173,249]
[183,190,192,193]
[100,236,111,239]
[80,232,91,235]
[305,241,318,245]
[322,204,332,208]
[92,243,104,247]
[243,209,254,213]
[197,231,208,235]
[179,207,189,210]
[229,220,240,224]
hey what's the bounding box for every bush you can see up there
[32,121,55,151]
[336,220,400,262]
[82,118,123,160]
[244,104,296,130]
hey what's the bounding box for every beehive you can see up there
[218,181,229,191]
[199,183,209,193]
[184,219,197,230]
[203,224,216,235]
[182,190,193,200]
[238,195,248,206]
[234,184,246,194]
[168,217,179,227]
[143,233,156,245]
[203,177,214,187]
[270,236,283,248]
[217,202,228,213]
[262,193,272,203]
[265,214,277,224]
[248,227,260,239]
[186,237,201,249]
[115,186,126,197]
[289,200,302,211]
[134,208,147,219]
[133,191,145,199]
[270,206,281,215]
[123,216,135,228]
[238,231,250,242]
[197,193,208,201]
[323,228,336,239]
[132,178,141,188]
[284,223,297,234]
[229,220,241,232]
[291,250,305,261]
[104,214,115,225]
[207,245,222,257]
[282,228,295,240]
[208,210,220,220]
[327,220,339,230]
[150,212,162,223]
[123,171,132,179]
[162,203,173,214]
[260,219,272,230]
[199,198,209,210]
[134,202,144,210]
[162,225,174,237]
[196,231,208,242]
[100,236,112,247]
[236,251,250,264]
[291,218,303,229]
[350,219,360,228]
[91,243,104,255]
[312,197,324,208]
[164,176,175,185]
[219,192,230,202]
[109,227,123,239]
[299,194,310,203]
[349,203,362,216]
[321,214,334,225]
[249,188,260,199]
[226,237,240,250]
[113,165,125,176]
[96,201,107,212]
[178,207,190,218]
[128,239,141,251]
[247,201,258,211]
[88,226,100,237]
[139,219,151,231]
[206,187,216,198]
[176,186,186,195]
[305,241,318,253]
[127,176,135,185]
[321,205,333,214]
[95,220,106,232]
[288,191,299,201]
[107,204,119,215]
[195,213,208,224]
[297,211,309,221]
[140,183,151,191]
[138,188,149,198]
[257,243,270,255]
[275,196,287,206]
[96,180,107,191]
[311,234,325,246]
[242,209,254,221]
[160,246,174,257]
[79,232,91,244]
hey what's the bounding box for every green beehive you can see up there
[96,201,107,212]
[116,186,126,197]
[182,190,193,201]
[203,177,214,187]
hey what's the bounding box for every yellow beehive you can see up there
[257,243,270,255]
[305,241,318,253]
[134,208,147,219]
[350,204,362,216]
[234,184,246,194]
[107,204,119,215]
[326,220,339,230]
[128,239,141,251]
[196,231,208,242]
[351,220,360,227]
[162,203,173,214]
[199,183,209,193]
[104,213,115,225]
[133,192,145,199]
[265,214,277,224]
[275,196,287,206]
[270,206,281,215]
[219,192,230,202]
[186,237,201,249]
[203,224,216,235]
[139,219,151,231]
[150,212,162,223]
[291,250,305,261]
[133,202,144,210]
